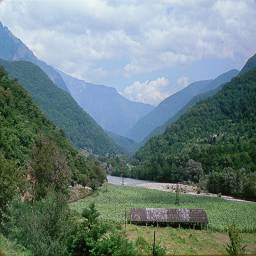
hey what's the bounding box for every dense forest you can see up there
[131,67,256,200]
[128,70,238,142]
[0,66,107,204]
[0,59,120,156]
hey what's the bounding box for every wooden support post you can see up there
[152,230,156,256]
[124,208,127,231]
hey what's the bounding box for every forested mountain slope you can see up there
[0,22,68,92]
[0,59,119,155]
[240,53,256,74]
[142,78,235,145]
[0,67,106,188]
[60,71,153,137]
[129,69,239,142]
[133,67,256,199]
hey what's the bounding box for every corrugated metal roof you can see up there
[130,208,208,224]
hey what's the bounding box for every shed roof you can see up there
[130,208,208,224]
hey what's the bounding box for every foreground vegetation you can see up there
[0,234,31,256]
[71,185,256,232]
[126,224,256,255]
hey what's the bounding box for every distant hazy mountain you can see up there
[107,131,138,155]
[60,71,154,137]
[129,69,239,142]
[0,22,68,92]
[0,59,120,155]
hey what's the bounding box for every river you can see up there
[107,175,154,187]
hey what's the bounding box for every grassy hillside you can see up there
[0,59,119,155]
[132,68,256,199]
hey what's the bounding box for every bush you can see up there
[135,236,166,256]
[0,153,20,224]
[226,224,246,256]
[67,203,137,256]
[91,232,136,256]
[4,192,71,256]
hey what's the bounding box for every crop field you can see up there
[71,184,256,232]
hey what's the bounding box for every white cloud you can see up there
[122,77,170,105]
[0,0,256,103]
[177,76,190,88]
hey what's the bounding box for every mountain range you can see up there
[128,69,239,142]
[132,53,256,199]
[59,71,153,137]
[0,22,68,92]
[0,59,119,155]
[0,22,153,140]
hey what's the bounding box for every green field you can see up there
[71,185,256,254]
[71,184,256,232]
[126,225,256,255]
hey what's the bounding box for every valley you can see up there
[0,3,256,255]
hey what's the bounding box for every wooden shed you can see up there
[129,208,208,228]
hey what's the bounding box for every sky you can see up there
[0,0,256,106]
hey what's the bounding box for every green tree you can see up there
[82,203,100,227]
[0,153,19,223]
[30,137,70,200]
[184,159,204,182]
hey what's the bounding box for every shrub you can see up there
[5,192,71,256]
[91,232,136,256]
[226,224,246,256]
[0,154,20,224]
